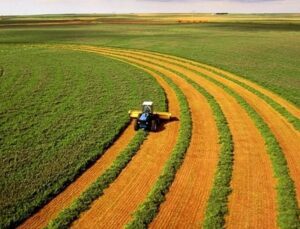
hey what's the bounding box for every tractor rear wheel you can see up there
[151,119,158,132]
[134,120,139,131]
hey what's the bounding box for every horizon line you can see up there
[1,12,300,17]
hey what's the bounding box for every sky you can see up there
[0,0,299,16]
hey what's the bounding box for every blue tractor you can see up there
[128,101,171,132]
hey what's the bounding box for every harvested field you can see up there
[79,46,280,228]
[1,12,300,229]
[98,47,300,203]
[5,45,300,229]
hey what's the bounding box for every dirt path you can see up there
[71,65,181,228]
[75,47,277,228]
[134,49,300,119]
[100,47,300,206]
[18,124,136,229]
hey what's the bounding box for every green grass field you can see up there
[0,13,299,228]
[0,45,165,227]
[0,14,299,106]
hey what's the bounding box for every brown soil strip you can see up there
[104,47,300,205]
[133,50,300,119]
[18,124,136,229]
[74,47,277,228]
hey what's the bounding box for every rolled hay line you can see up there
[83,48,234,228]
[127,48,299,228]
[78,47,274,227]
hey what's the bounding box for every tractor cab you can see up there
[142,101,153,113]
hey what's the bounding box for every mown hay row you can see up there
[102,47,299,188]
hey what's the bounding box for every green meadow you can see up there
[1,14,299,105]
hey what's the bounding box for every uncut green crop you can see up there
[0,45,166,228]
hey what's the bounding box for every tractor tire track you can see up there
[18,124,136,229]
[99,47,300,206]
[70,63,181,229]
[74,47,277,228]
